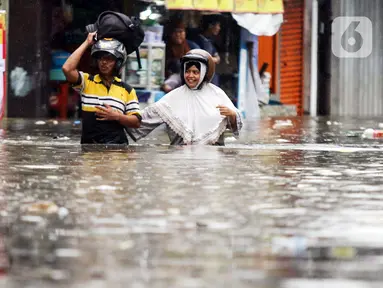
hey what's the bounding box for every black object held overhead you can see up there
[86,11,144,70]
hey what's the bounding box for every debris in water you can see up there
[21,201,59,215]
[119,240,135,250]
[35,121,46,125]
[277,139,290,143]
[20,215,44,223]
[346,131,362,137]
[21,164,61,170]
[362,128,383,139]
[53,136,70,140]
[55,248,81,258]
[272,120,293,129]
[90,268,105,279]
[168,208,180,215]
[225,136,237,143]
[48,270,69,281]
[58,207,69,219]
[143,209,165,216]
[93,185,117,191]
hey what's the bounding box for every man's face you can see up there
[210,22,221,36]
[97,53,116,76]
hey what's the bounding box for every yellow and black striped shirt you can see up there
[73,72,141,144]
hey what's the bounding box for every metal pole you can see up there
[310,0,318,116]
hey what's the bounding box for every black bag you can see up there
[86,11,144,68]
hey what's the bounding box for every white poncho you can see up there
[129,83,243,145]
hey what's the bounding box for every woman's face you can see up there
[171,28,186,45]
[185,65,200,89]
[97,54,116,76]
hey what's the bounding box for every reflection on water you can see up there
[0,118,383,287]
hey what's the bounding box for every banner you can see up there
[166,0,283,13]
[193,0,218,11]
[217,0,234,11]
[166,0,193,10]
[256,0,284,14]
[234,0,257,13]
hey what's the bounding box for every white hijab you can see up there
[145,67,239,144]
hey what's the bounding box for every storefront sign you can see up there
[166,0,283,13]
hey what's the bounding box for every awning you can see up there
[165,0,284,13]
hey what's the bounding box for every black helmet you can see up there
[91,38,127,73]
[180,49,216,89]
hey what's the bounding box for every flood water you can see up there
[1,117,383,287]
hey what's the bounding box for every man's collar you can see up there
[95,74,121,84]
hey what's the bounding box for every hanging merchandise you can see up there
[85,11,145,68]
[232,13,283,36]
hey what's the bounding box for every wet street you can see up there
[1,117,383,287]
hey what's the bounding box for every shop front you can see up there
[123,2,243,109]
[6,0,291,119]
[162,0,286,118]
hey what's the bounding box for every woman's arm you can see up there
[127,107,165,142]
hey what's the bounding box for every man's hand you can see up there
[86,32,97,46]
[216,105,236,117]
[95,104,120,121]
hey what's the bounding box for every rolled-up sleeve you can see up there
[72,72,88,94]
[125,88,141,117]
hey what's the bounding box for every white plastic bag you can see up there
[232,13,283,36]
[245,69,261,121]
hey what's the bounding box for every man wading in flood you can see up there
[62,32,141,144]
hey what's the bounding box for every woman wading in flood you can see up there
[128,49,243,145]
